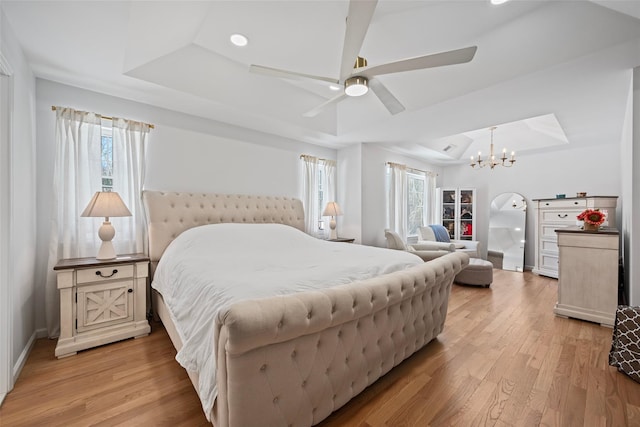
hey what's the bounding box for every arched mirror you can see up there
[488,192,527,272]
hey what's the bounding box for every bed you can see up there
[143,190,468,427]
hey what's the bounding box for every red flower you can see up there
[577,209,605,226]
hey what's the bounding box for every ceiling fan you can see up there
[249,0,477,118]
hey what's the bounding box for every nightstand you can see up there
[328,237,355,243]
[53,253,151,358]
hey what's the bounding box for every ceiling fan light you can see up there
[344,76,369,97]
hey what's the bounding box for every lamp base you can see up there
[96,220,117,260]
[329,217,337,240]
[96,241,117,260]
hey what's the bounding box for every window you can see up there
[301,155,336,236]
[101,124,113,192]
[407,172,426,237]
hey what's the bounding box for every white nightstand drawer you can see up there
[77,264,134,284]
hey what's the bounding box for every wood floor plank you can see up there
[1,271,639,426]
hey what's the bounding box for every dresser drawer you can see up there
[541,239,559,254]
[76,264,134,284]
[540,253,559,270]
[538,199,586,209]
[541,223,573,239]
[541,210,581,223]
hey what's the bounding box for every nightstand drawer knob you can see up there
[128,288,133,293]
[96,269,118,278]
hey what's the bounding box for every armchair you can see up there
[384,229,454,262]
[417,225,480,258]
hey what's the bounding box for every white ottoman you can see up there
[455,258,494,287]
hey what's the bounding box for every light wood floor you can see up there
[1,270,639,426]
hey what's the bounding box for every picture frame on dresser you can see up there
[532,196,617,278]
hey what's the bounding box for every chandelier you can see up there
[469,126,515,169]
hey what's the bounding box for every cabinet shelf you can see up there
[438,188,476,241]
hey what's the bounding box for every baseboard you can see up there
[35,328,48,339]
[12,329,38,383]
[0,391,6,406]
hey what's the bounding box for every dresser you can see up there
[532,196,617,278]
[54,254,151,358]
[554,227,619,326]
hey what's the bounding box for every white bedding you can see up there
[151,223,422,419]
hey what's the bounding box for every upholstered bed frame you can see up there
[142,190,468,427]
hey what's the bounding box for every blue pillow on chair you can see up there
[429,225,451,243]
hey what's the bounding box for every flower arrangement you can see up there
[577,209,606,227]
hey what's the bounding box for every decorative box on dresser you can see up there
[54,253,151,358]
[554,227,619,327]
[532,196,617,278]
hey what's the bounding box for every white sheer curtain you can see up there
[426,171,438,225]
[301,155,319,234]
[386,162,407,241]
[301,155,337,237]
[111,117,150,255]
[45,107,103,338]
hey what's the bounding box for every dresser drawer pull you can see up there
[128,288,133,293]
[96,269,118,278]
[557,214,568,218]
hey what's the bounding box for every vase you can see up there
[584,223,600,232]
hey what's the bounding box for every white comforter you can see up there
[152,223,422,419]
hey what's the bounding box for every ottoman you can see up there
[455,258,493,287]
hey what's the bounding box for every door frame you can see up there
[0,51,14,405]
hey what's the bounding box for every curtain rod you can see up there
[300,154,333,162]
[51,106,155,129]
[386,161,438,176]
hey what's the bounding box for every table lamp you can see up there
[322,201,343,240]
[81,191,132,260]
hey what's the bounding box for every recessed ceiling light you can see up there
[329,85,341,91]
[490,0,510,4]
[230,33,248,47]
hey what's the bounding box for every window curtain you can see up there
[426,171,438,225]
[301,155,337,236]
[45,107,103,338]
[111,117,150,255]
[301,155,319,234]
[386,162,407,241]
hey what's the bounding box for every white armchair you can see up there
[384,229,454,262]
[417,225,480,258]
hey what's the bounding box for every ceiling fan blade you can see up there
[339,0,378,81]
[302,93,347,118]
[369,78,405,115]
[360,46,478,78]
[250,64,338,84]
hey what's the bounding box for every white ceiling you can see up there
[3,0,640,164]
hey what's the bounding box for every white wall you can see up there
[34,79,336,332]
[441,143,622,269]
[0,7,38,389]
[361,144,443,248]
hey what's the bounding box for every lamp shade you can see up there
[81,191,132,218]
[322,201,343,217]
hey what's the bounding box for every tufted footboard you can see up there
[213,252,468,427]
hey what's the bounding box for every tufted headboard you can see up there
[142,191,305,268]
